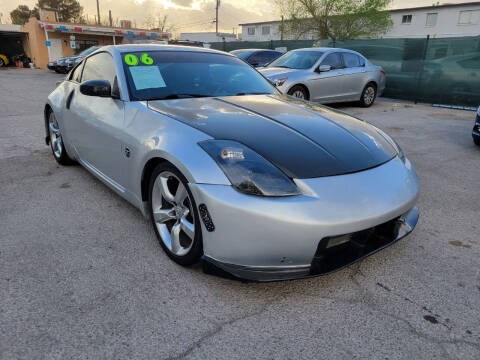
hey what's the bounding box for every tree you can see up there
[144,14,176,33]
[35,0,83,23]
[10,5,38,24]
[276,0,393,40]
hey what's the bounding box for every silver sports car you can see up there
[260,47,386,107]
[45,44,419,281]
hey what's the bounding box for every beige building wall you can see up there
[22,17,122,69]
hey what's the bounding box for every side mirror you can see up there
[317,65,332,73]
[80,79,112,97]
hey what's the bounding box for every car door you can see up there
[341,52,368,101]
[68,52,127,189]
[308,52,346,102]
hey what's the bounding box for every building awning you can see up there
[40,22,169,39]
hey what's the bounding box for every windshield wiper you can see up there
[146,93,212,100]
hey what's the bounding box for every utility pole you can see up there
[280,15,284,41]
[109,10,112,27]
[96,0,101,25]
[215,0,220,35]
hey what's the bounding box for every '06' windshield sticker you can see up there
[124,53,154,66]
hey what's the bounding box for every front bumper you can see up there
[189,156,419,281]
[203,207,418,281]
[473,114,480,139]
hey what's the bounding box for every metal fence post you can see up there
[415,35,430,104]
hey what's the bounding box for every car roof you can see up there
[102,44,233,56]
[293,47,359,54]
[231,48,280,52]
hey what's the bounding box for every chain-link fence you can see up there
[209,37,480,107]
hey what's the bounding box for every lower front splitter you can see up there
[202,207,419,282]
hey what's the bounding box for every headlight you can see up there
[274,77,287,87]
[74,57,82,64]
[199,140,300,197]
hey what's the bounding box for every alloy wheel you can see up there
[48,112,63,158]
[292,90,305,99]
[151,171,195,256]
[363,86,376,105]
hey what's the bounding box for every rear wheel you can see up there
[360,83,377,107]
[149,163,203,266]
[288,85,309,100]
[47,111,74,165]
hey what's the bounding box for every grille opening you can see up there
[310,217,401,275]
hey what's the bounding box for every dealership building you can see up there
[1,9,169,69]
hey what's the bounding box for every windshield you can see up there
[79,46,100,56]
[268,50,324,69]
[122,51,276,101]
[230,50,255,60]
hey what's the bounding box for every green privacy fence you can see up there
[209,37,480,107]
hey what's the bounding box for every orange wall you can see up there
[22,17,48,69]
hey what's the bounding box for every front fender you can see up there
[124,102,231,207]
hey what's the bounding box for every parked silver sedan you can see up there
[45,44,418,281]
[260,47,386,107]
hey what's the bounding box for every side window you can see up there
[265,51,281,62]
[321,53,344,70]
[81,52,116,84]
[259,52,277,65]
[70,62,84,82]
[342,53,361,68]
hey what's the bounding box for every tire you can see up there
[360,83,377,107]
[149,163,203,266]
[474,135,480,146]
[0,58,4,67]
[288,85,309,100]
[47,110,75,165]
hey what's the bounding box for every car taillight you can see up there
[381,70,386,77]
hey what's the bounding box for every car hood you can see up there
[259,67,302,79]
[148,94,397,179]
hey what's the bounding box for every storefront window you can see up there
[75,40,99,55]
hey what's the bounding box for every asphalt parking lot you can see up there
[1,68,479,359]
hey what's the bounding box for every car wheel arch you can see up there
[287,83,310,100]
[140,156,195,202]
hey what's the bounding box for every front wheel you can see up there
[48,111,74,165]
[360,84,377,107]
[288,85,309,100]
[474,135,480,146]
[149,163,203,266]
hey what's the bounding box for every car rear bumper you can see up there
[189,156,419,281]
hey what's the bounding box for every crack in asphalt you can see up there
[164,301,273,360]
[347,264,480,356]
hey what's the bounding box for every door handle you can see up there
[66,90,74,109]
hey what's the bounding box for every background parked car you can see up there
[473,106,480,146]
[259,47,386,107]
[230,49,283,68]
[49,46,101,73]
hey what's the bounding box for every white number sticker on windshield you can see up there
[129,66,166,90]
